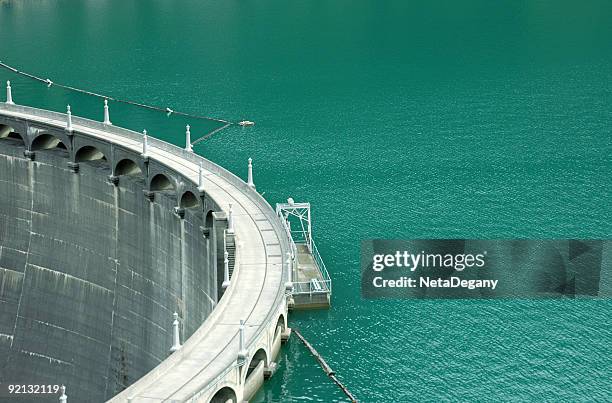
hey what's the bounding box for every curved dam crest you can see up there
[0,103,291,402]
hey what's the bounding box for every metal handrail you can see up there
[291,239,332,295]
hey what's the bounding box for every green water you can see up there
[1,1,611,401]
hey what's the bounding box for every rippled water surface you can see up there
[1,1,611,401]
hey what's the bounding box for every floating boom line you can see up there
[192,122,232,145]
[0,60,244,140]
[294,329,358,402]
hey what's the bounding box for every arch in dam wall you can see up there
[30,132,67,151]
[0,115,28,141]
[180,190,200,209]
[112,148,147,178]
[0,123,25,145]
[114,157,143,176]
[0,123,14,137]
[30,128,71,151]
[149,172,176,192]
[210,386,238,403]
[73,136,111,162]
[147,163,207,214]
[147,161,180,195]
[205,210,215,228]
[270,314,287,364]
[75,144,108,162]
[242,347,270,400]
[246,348,269,377]
[276,314,287,333]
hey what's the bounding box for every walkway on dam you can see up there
[0,106,286,401]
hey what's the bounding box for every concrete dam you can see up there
[0,90,330,402]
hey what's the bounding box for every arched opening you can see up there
[115,158,142,176]
[274,315,286,338]
[246,349,268,379]
[75,145,106,162]
[179,191,199,209]
[0,124,24,144]
[270,314,286,363]
[31,133,63,150]
[205,210,214,229]
[150,173,175,191]
[0,124,15,139]
[210,386,237,403]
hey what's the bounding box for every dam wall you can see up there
[0,101,292,403]
[0,136,218,401]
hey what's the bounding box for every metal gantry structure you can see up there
[276,199,313,253]
[276,199,331,304]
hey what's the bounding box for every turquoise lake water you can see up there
[1,1,611,401]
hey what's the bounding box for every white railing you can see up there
[291,239,332,296]
[275,206,331,297]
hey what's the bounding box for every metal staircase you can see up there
[226,235,236,278]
